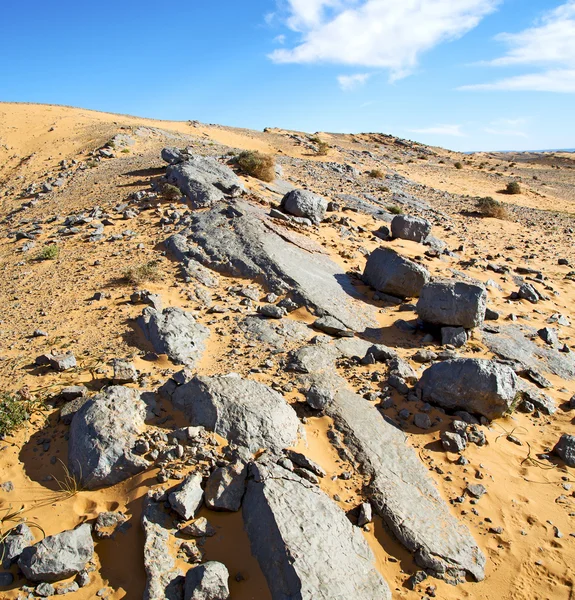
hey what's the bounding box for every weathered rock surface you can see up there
[137,307,209,366]
[142,493,183,600]
[417,280,487,328]
[165,200,377,331]
[363,247,430,298]
[391,214,432,242]
[239,316,311,350]
[280,189,327,225]
[184,561,229,600]
[1,523,34,568]
[243,462,391,599]
[417,359,518,419]
[554,434,575,467]
[169,375,300,453]
[165,155,245,208]
[18,524,93,583]
[169,473,204,520]
[68,386,148,489]
[205,462,247,512]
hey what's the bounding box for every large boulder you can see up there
[165,155,245,209]
[169,374,300,453]
[68,386,149,489]
[137,307,209,366]
[18,524,93,583]
[280,189,328,225]
[417,359,518,419]
[363,247,430,298]
[184,562,229,600]
[391,214,432,242]
[243,462,391,599]
[417,280,487,328]
[165,200,377,331]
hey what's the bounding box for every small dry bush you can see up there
[37,244,60,261]
[310,136,329,156]
[476,197,510,219]
[386,205,403,215]
[368,169,384,179]
[123,260,161,284]
[161,183,182,202]
[237,151,275,182]
[506,181,521,195]
[454,161,463,170]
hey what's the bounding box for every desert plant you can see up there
[386,205,403,215]
[309,136,329,156]
[123,260,161,284]
[0,393,30,438]
[37,244,59,261]
[160,183,182,202]
[236,151,275,182]
[476,197,510,219]
[367,169,384,179]
[54,459,83,498]
[454,162,463,170]
[506,181,521,195]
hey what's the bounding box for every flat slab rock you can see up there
[297,343,485,582]
[137,306,209,366]
[168,374,301,453]
[68,386,149,489]
[243,462,391,599]
[165,200,377,332]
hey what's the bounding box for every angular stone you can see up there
[363,247,430,298]
[169,375,300,453]
[59,386,87,401]
[313,316,354,338]
[243,462,391,599]
[554,434,575,467]
[112,359,137,384]
[179,517,216,538]
[285,450,326,478]
[305,384,334,410]
[137,307,209,366]
[184,561,229,600]
[18,524,93,583]
[417,280,487,329]
[68,386,148,489]
[441,327,468,348]
[391,214,432,243]
[441,431,467,453]
[1,523,34,568]
[280,189,328,225]
[169,473,204,520]
[358,502,373,527]
[418,359,518,420]
[205,462,247,512]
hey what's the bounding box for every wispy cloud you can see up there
[461,1,575,93]
[409,124,465,137]
[269,0,499,80]
[337,72,370,90]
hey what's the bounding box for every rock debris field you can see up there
[0,103,574,599]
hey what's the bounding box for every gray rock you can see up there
[36,352,76,371]
[306,384,334,410]
[0,572,13,586]
[518,283,540,304]
[1,523,34,568]
[184,561,229,600]
[60,395,91,425]
[554,434,575,467]
[313,316,354,338]
[94,512,128,539]
[68,386,148,489]
[165,155,245,209]
[35,582,55,597]
[239,316,311,351]
[137,307,209,366]
[179,517,216,538]
[165,200,377,331]
[285,450,326,477]
[18,524,93,583]
[358,502,373,527]
[258,304,286,319]
[466,484,487,499]
[169,473,204,520]
[418,359,518,419]
[414,413,432,430]
[161,147,183,165]
[169,375,300,454]
[280,189,327,225]
[112,359,137,384]
[441,431,467,453]
[441,327,468,348]
[391,214,432,243]
[243,462,391,599]
[59,386,87,401]
[363,248,430,298]
[205,462,247,512]
[538,327,559,347]
[130,290,163,311]
[417,280,487,329]
[142,493,183,600]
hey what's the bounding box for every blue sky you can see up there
[1,0,574,151]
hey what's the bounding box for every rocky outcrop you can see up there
[417,359,518,419]
[169,374,300,453]
[243,462,391,599]
[416,280,487,329]
[205,462,247,512]
[165,200,377,331]
[391,214,432,242]
[184,562,229,600]
[18,524,93,583]
[280,189,327,225]
[363,247,430,298]
[68,386,149,489]
[137,307,209,366]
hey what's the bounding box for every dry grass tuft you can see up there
[367,169,385,179]
[237,151,275,182]
[476,197,510,219]
[123,260,161,284]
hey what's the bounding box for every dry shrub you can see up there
[123,260,161,284]
[161,183,182,202]
[506,181,521,195]
[237,151,275,182]
[476,197,510,220]
[368,169,384,179]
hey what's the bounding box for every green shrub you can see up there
[37,244,60,261]
[386,205,403,215]
[0,393,31,438]
[367,169,384,179]
[476,197,510,219]
[506,181,521,195]
[237,151,275,182]
[161,183,182,202]
[309,137,329,156]
[454,162,463,170]
[123,260,161,284]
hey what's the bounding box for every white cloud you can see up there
[409,124,465,137]
[337,72,370,90]
[269,0,499,79]
[484,128,528,138]
[462,1,575,93]
[274,34,286,44]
